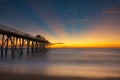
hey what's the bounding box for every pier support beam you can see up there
[1,35,4,58]
[31,41,34,54]
[5,36,9,56]
[27,40,30,55]
[0,34,49,58]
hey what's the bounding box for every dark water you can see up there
[0,48,120,78]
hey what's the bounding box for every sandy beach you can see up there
[0,71,120,80]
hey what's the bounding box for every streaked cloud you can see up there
[51,42,64,45]
[63,18,91,25]
[103,6,120,14]
[0,0,8,4]
[76,18,91,23]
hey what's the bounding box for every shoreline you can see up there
[0,72,120,80]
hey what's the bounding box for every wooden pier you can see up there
[0,25,49,58]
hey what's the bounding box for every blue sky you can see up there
[0,0,120,47]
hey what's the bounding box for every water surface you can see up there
[0,48,120,78]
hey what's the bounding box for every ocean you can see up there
[0,48,120,79]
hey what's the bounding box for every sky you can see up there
[0,0,120,48]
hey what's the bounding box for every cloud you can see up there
[51,42,64,45]
[63,18,91,25]
[0,0,8,8]
[103,6,120,14]
[0,0,8,4]
[76,18,91,23]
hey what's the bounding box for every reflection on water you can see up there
[0,48,120,78]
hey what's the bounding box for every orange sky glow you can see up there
[45,19,120,48]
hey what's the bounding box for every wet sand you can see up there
[0,72,120,80]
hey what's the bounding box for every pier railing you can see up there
[0,24,49,58]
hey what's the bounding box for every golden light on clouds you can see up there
[48,19,120,48]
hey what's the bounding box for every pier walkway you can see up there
[0,25,49,58]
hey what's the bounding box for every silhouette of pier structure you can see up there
[0,25,49,58]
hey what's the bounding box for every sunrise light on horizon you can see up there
[0,0,120,48]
